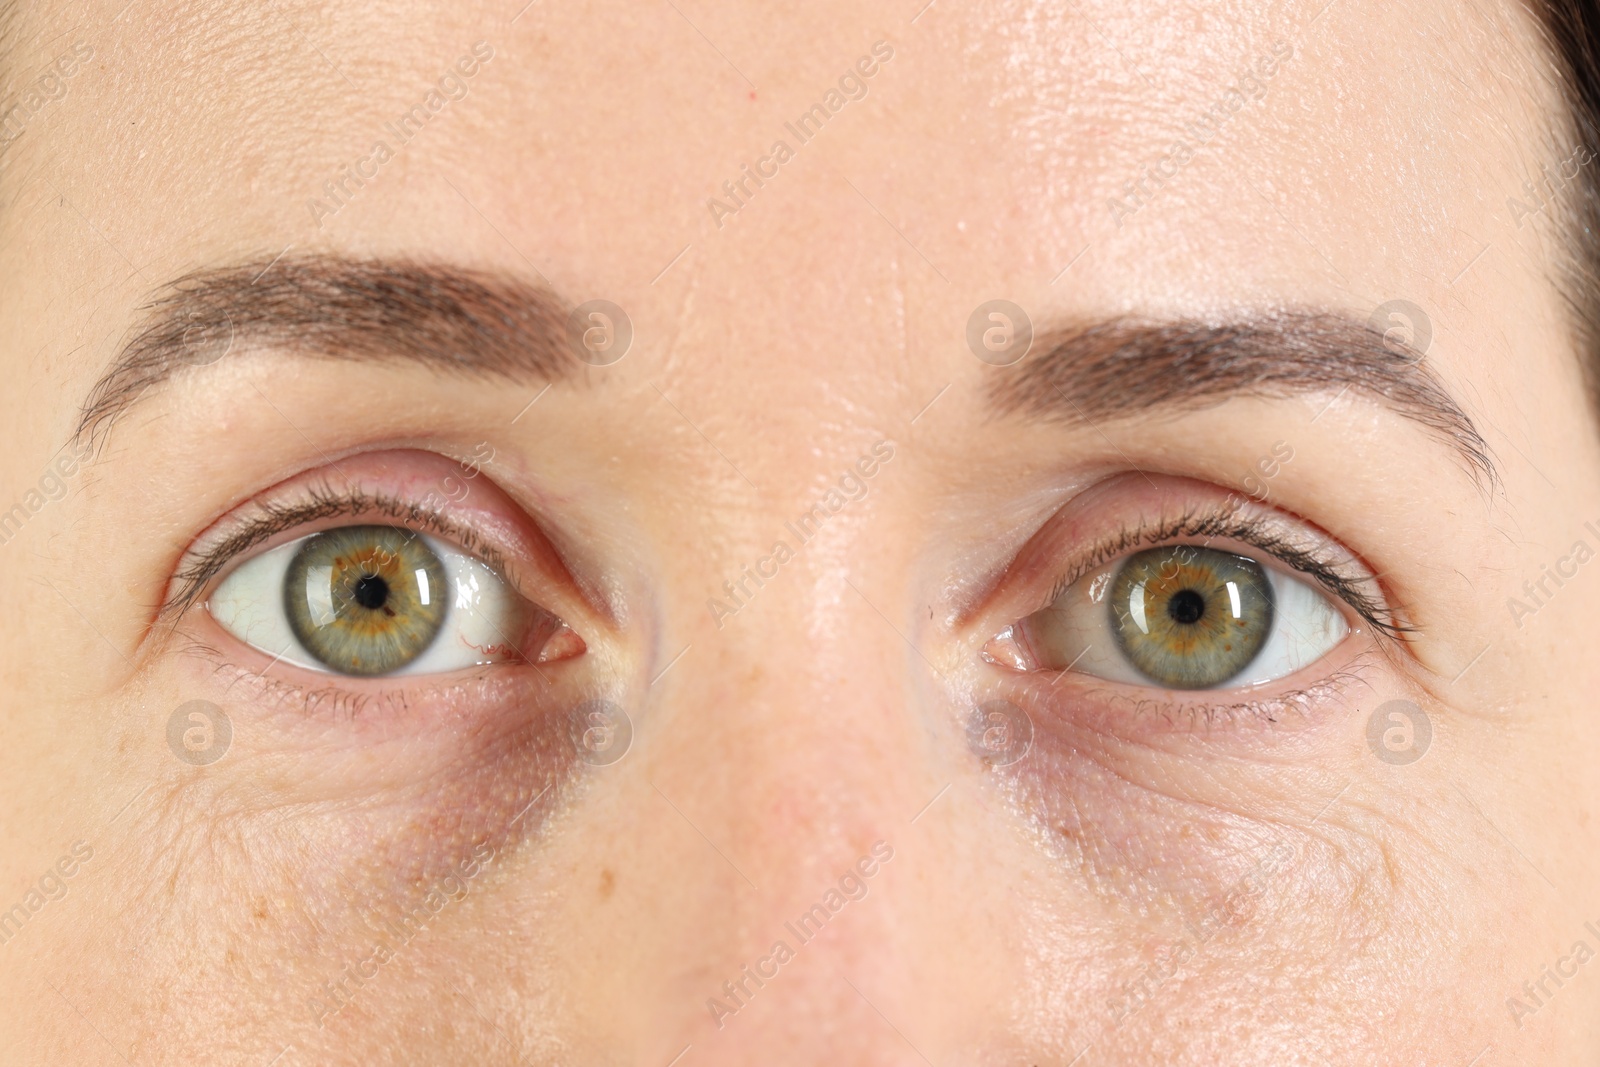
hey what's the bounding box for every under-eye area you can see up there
[121,662,587,974]
[1003,718,1398,935]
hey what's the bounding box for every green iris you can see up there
[1109,546,1273,688]
[283,526,450,676]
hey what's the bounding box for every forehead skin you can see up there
[4,0,1600,1064]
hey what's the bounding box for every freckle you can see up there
[599,868,615,900]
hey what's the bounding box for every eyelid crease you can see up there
[1036,503,1412,643]
[163,483,510,625]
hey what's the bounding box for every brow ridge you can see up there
[76,254,578,447]
[986,309,1496,488]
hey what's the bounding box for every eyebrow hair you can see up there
[986,309,1496,488]
[76,254,579,446]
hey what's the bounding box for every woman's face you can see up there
[3,0,1598,1063]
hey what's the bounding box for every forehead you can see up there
[0,0,1572,429]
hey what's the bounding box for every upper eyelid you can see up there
[1025,506,1407,641]
[163,485,506,623]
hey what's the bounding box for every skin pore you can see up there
[3,0,1600,1063]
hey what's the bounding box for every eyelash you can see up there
[1035,504,1410,642]
[1084,655,1380,732]
[164,483,509,623]
[176,633,546,722]
[172,483,1398,704]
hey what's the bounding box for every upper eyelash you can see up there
[175,491,1403,654]
[1038,504,1412,641]
[162,483,507,623]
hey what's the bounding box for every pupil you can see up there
[1167,588,1206,625]
[352,574,390,611]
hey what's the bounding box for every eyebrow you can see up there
[986,310,1496,487]
[77,254,579,446]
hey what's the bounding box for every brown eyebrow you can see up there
[986,309,1497,489]
[76,254,581,447]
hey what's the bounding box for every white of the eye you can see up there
[1231,569,1348,687]
[208,532,524,677]
[1037,561,1349,689]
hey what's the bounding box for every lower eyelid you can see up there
[1006,647,1383,747]
[178,633,565,731]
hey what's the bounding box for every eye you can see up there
[1002,544,1349,690]
[209,523,568,676]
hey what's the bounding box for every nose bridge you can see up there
[629,495,945,1055]
[656,530,920,887]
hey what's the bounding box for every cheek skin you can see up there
[98,649,617,1048]
[986,672,1532,1064]
[988,671,1409,935]
[1002,709,1394,933]
[183,668,599,906]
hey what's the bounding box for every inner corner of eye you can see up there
[205,524,558,678]
[980,623,1035,673]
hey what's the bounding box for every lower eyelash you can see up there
[177,634,515,722]
[1063,654,1380,734]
